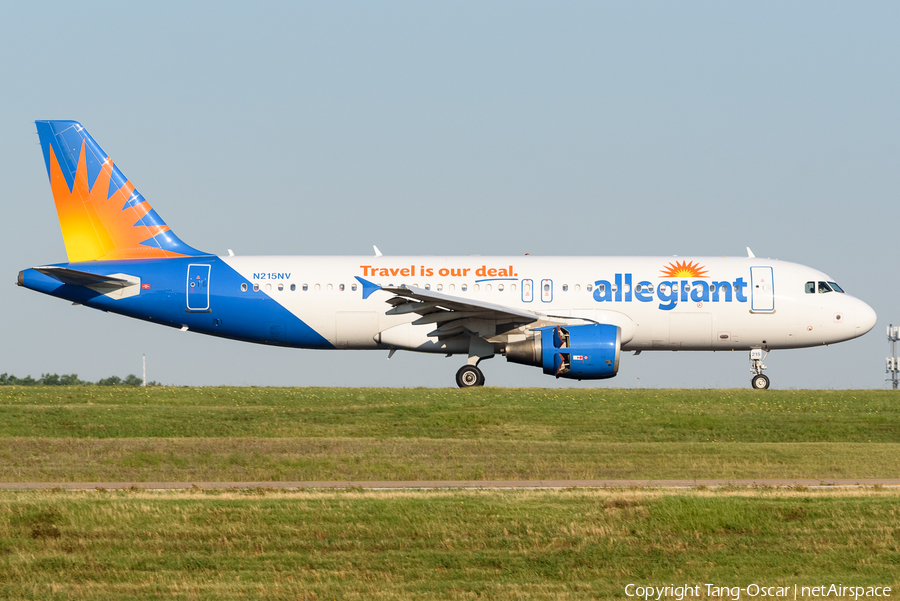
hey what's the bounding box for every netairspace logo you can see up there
[624,584,892,600]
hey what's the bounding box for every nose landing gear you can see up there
[750,348,770,389]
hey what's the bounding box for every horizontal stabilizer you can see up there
[32,266,142,300]
[34,266,133,288]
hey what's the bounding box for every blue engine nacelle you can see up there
[504,324,621,380]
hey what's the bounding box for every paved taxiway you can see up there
[1,479,898,490]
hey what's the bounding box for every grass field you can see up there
[0,387,897,482]
[1,487,898,600]
[1,386,898,599]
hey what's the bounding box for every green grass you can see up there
[0,488,898,600]
[1,386,898,599]
[1,438,898,482]
[0,387,897,482]
[0,387,896,441]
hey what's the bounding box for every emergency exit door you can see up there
[187,264,211,311]
[750,266,774,313]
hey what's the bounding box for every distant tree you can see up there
[0,373,152,386]
[40,373,60,386]
[9,375,37,386]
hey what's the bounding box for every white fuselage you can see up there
[220,255,876,353]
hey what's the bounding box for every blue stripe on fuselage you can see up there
[20,257,333,349]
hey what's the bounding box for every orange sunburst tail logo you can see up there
[35,120,206,262]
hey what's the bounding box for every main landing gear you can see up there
[456,335,492,388]
[456,365,485,388]
[750,348,770,390]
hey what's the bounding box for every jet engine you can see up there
[505,324,621,380]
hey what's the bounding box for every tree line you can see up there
[0,373,159,386]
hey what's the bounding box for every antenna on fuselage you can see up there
[746,247,755,258]
[373,245,383,257]
[887,326,899,390]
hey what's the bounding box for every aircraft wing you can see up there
[379,284,540,339]
[33,267,135,288]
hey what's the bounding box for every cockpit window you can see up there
[805,281,815,294]
[817,281,832,293]
[828,282,845,293]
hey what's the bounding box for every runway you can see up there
[1,479,899,490]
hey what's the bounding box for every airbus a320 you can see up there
[18,121,877,389]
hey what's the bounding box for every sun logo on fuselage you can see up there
[660,260,708,278]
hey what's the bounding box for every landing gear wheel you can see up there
[751,374,770,390]
[456,365,485,388]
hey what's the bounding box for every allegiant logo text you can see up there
[594,274,748,311]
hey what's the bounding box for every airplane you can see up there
[18,120,877,389]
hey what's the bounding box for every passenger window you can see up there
[498,284,504,292]
[646,284,654,293]
[587,284,593,292]
[543,283,550,292]
[327,284,333,291]
[597,283,605,293]
[253,284,259,292]
[278,283,284,292]
[474,284,480,291]
[302,284,308,291]
[461,284,467,292]
[635,284,642,293]
[351,284,357,291]
[291,284,296,291]
[437,284,443,291]
[574,284,580,292]
[562,284,568,292]
[425,284,431,290]
[485,284,491,292]
[805,282,815,294]
[449,284,455,291]
[510,283,516,292]
[339,284,345,291]
[240,283,248,292]
[314,284,321,291]
[265,283,272,292]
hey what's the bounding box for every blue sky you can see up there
[2,2,898,388]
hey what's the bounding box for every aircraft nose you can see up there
[856,300,877,335]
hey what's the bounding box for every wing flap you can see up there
[379,285,539,339]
